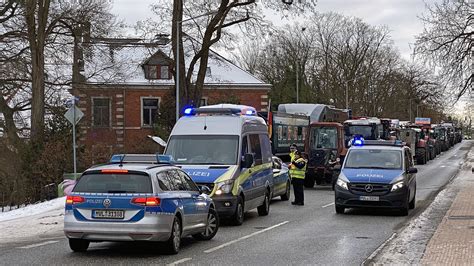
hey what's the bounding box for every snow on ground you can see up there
[0,196,65,223]
[0,197,66,245]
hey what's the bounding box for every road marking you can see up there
[361,232,397,265]
[167,258,192,266]
[203,221,289,253]
[322,202,335,208]
[440,165,446,168]
[18,240,59,249]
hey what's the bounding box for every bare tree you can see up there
[237,12,446,120]
[415,0,473,100]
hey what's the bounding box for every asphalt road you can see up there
[0,141,471,265]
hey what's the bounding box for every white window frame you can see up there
[91,96,111,128]
[141,97,161,128]
[199,97,208,107]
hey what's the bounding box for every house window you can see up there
[199,97,208,106]
[92,98,110,127]
[145,65,170,80]
[160,66,169,79]
[142,98,159,127]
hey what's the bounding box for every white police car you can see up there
[64,158,218,254]
[334,138,417,215]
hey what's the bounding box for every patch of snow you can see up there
[0,196,65,223]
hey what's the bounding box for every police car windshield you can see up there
[165,135,239,165]
[344,149,402,169]
[73,174,153,193]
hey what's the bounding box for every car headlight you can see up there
[391,181,404,192]
[215,180,234,195]
[336,178,348,190]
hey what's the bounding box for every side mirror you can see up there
[273,169,281,174]
[407,167,418,174]
[199,185,211,194]
[242,153,254,168]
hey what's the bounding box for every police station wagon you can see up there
[334,139,417,215]
[64,161,218,254]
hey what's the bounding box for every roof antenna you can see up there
[204,115,207,130]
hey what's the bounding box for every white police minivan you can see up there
[164,104,274,225]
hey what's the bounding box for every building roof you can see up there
[81,38,270,88]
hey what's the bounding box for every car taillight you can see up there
[66,195,85,205]
[131,197,160,206]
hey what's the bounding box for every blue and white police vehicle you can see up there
[334,138,417,215]
[64,158,218,254]
[164,104,274,225]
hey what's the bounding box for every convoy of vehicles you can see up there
[63,102,464,253]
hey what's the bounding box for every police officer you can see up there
[290,151,307,206]
[289,143,297,162]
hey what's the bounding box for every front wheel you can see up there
[69,239,89,252]
[304,173,315,188]
[257,190,270,216]
[230,196,244,226]
[335,205,345,214]
[193,208,219,241]
[281,181,290,201]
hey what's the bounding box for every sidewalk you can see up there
[421,163,474,264]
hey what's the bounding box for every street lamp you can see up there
[295,27,306,103]
[175,11,217,122]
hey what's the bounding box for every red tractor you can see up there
[304,122,346,189]
[408,125,430,164]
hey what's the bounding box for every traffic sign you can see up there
[64,106,84,125]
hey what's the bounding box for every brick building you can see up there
[71,38,271,153]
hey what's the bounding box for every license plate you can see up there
[359,196,379,201]
[92,209,124,219]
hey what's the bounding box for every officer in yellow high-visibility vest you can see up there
[289,143,297,162]
[290,151,307,206]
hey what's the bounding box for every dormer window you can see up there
[144,65,171,80]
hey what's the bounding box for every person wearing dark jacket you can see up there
[290,151,307,206]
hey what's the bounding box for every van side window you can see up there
[404,150,412,170]
[249,134,262,165]
[259,134,272,163]
[241,135,248,157]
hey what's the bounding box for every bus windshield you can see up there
[165,135,239,165]
[346,125,375,139]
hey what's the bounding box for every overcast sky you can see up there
[111,0,430,61]
[110,0,469,114]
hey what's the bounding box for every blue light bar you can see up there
[184,108,194,115]
[352,136,364,146]
[245,110,254,115]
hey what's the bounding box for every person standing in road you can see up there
[289,143,297,162]
[290,151,307,206]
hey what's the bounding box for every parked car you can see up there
[271,156,291,201]
[64,162,219,254]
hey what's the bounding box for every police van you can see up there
[334,138,417,216]
[164,104,273,225]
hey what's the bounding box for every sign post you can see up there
[65,97,84,175]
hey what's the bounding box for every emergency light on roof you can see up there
[183,106,257,116]
[352,136,364,146]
